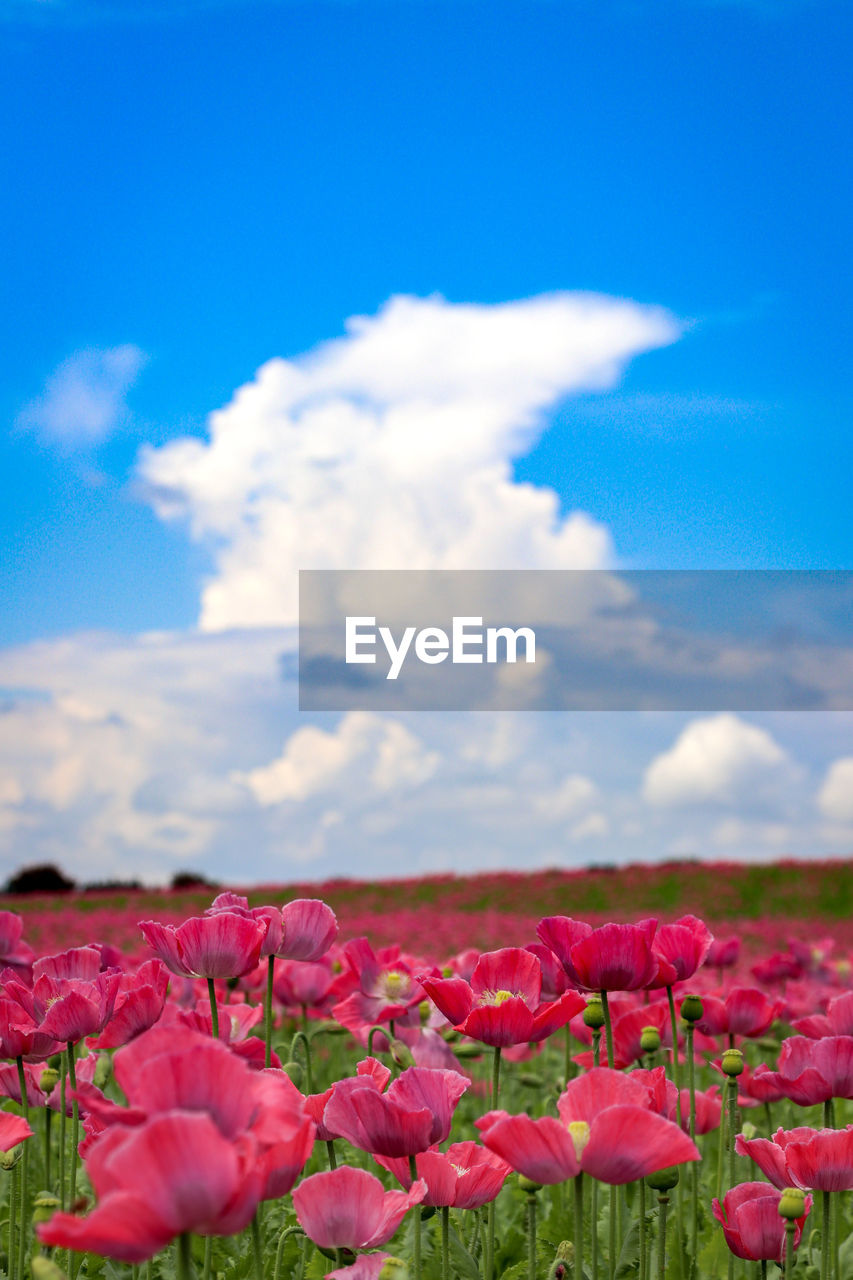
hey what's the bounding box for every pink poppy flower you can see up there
[480,1066,699,1186]
[536,918,661,992]
[793,991,853,1039]
[0,910,35,978]
[417,948,585,1048]
[292,1166,426,1251]
[737,1126,853,1193]
[323,1060,468,1158]
[651,916,714,985]
[88,959,169,1050]
[375,1140,511,1209]
[713,1182,810,1262]
[324,1256,393,1280]
[274,957,336,1017]
[332,939,427,1040]
[0,1112,33,1150]
[37,1112,264,1261]
[139,913,267,980]
[206,894,338,962]
[573,1001,673,1070]
[695,987,782,1041]
[753,1036,853,1106]
[707,936,741,970]
[5,967,121,1045]
[0,996,61,1061]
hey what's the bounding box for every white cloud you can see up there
[17,345,147,448]
[235,711,438,805]
[642,713,790,808]
[817,757,853,824]
[138,292,679,630]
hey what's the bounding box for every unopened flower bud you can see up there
[519,1175,542,1193]
[640,1026,661,1054]
[93,1054,112,1090]
[680,994,703,1024]
[31,1258,68,1280]
[453,1042,484,1059]
[379,1258,410,1280]
[721,1048,744,1077]
[740,1121,757,1141]
[778,1187,806,1220]
[39,1066,60,1094]
[647,1166,680,1192]
[583,996,605,1030]
[518,1072,545,1088]
[32,1192,61,1225]
[1,1146,22,1171]
[390,1039,415,1070]
[280,1060,304,1088]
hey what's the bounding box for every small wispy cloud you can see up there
[17,344,147,450]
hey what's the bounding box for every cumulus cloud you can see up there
[642,713,791,808]
[17,345,147,448]
[817,757,853,824]
[138,292,679,630]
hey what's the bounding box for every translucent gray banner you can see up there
[298,570,853,711]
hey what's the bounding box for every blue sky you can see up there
[1,0,852,884]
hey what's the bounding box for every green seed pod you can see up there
[518,1175,542,1193]
[647,1166,680,1192]
[680,994,703,1024]
[1,1145,22,1171]
[452,1042,484,1059]
[778,1187,806,1220]
[640,1026,662,1054]
[721,1048,745,1077]
[379,1259,410,1280]
[518,1072,545,1088]
[583,996,605,1030]
[32,1192,61,1225]
[39,1066,60,1094]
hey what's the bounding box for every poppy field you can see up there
[1,860,853,1280]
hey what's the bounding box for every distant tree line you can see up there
[2,862,219,894]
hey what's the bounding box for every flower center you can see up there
[567,1121,591,1161]
[382,970,409,999]
[481,988,518,1007]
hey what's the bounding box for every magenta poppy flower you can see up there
[695,987,782,1041]
[480,1067,699,1186]
[37,1112,264,1261]
[292,1166,426,1251]
[0,910,35,978]
[0,996,61,1061]
[332,938,427,1041]
[753,1036,853,1106]
[325,1256,393,1280]
[418,948,585,1048]
[536,917,661,992]
[793,991,853,1039]
[5,967,121,1045]
[376,1140,511,1209]
[736,1126,828,1189]
[206,894,338,962]
[652,916,714,985]
[275,957,337,1018]
[323,1061,468,1157]
[713,1182,810,1262]
[707,936,741,970]
[88,959,169,1050]
[139,913,267,979]
[0,1112,33,1150]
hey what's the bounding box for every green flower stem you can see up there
[727,1077,739,1191]
[821,1190,829,1280]
[409,1155,422,1280]
[599,991,615,1071]
[264,955,275,1069]
[639,1179,646,1280]
[485,1046,501,1280]
[665,987,682,1122]
[592,1030,601,1069]
[59,1059,67,1208]
[657,1191,669,1280]
[251,1212,264,1280]
[686,1026,698,1269]
[202,1235,212,1280]
[591,1179,599,1280]
[564,1025,574,1087]
[367,1025,390,1058]
[574,1174,584,1280]
[289,1030,314,1094]
[177,1233,192,1280]
[784,1220,795,1280]
[8,1161,18,1280]
[525,1192,536,1280]
[15,1057,29,1280]
[442,1204,451,1280]
[44,1104,51,1190]
[272,1226,305,1280]
[609,1185,617,1280]
[67,1043,79,1206]
[761,1260,767,1280]
[326,1139,337,1170]
[207,977,220,1040]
